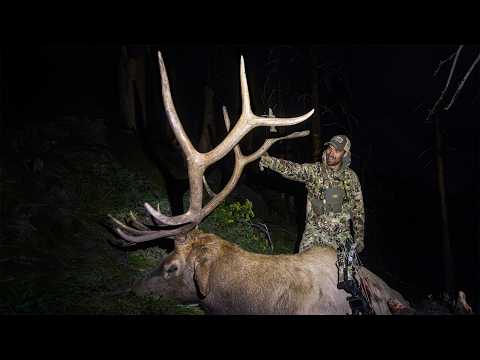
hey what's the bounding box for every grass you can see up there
[1,117,299,315]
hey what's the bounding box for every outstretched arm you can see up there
[260,155,314,183]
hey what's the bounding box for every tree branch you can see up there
[433,52,457,77]
[426,45,464,122]
[444,50,480,110]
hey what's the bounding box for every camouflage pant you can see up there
[299,223,355,283]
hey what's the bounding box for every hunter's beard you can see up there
[326,155,342,167]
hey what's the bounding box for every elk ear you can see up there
[194,258,212,298]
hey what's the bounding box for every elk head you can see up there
[109,51,314,302]
[131,229,232,302]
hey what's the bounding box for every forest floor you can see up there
[0,116,297,315]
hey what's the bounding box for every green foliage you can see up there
[214,199,255,225]
[200,199,271,254]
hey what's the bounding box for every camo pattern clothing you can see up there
[259,151,365,282]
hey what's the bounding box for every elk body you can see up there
[110,51,409,315]
[133,230,408,315]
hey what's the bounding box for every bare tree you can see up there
[424,45,480,296]
[474,134,480,313]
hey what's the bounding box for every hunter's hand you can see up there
[259,153,270,172]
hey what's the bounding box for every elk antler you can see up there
[109,52,314,245]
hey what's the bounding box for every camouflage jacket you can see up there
[260,152,365,252]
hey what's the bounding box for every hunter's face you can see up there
[326,145,345,168]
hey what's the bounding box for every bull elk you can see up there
[110,51,410,315]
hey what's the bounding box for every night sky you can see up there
[2,43,479,307]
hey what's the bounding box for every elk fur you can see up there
[133,230,409,315]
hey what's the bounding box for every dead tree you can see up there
[425,45,480,296]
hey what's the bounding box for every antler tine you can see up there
[144,203,194,226]
[109,214,153,236]
[110,214,196,243]
[128,211,151,231]
[203,175,217,198]
[223,106,243,160]
[244,130,310,163]
[157,51,205,224]
[159,51,205,211]
[133,52,206,228]
[158,52,197,158]
[115,223,196,244]
[251,109,315,128]
[200,130,309,218]
[222,105,231,132]
[239,56,252,117]
[148,203,170,226]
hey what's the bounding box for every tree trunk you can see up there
[147,46,164,136]
[474,134,480,313]
[0,48,4,128]
[435,115,455,296]
[118,46,132,130]
[199,85,216,153]
[144,46,155,132]
[310,48,322,162]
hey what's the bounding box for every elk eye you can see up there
[166,265,178,273]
